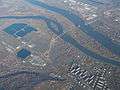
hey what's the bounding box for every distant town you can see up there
[0,0,120,90]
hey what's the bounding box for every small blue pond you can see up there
[4,23,37,38]
[17,49,31,59]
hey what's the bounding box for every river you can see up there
[0,15,120,66]
[25,0,120,56]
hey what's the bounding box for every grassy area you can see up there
[0,20,5,25]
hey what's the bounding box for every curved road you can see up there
[0,70,65,89]
[0,71,64,81]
